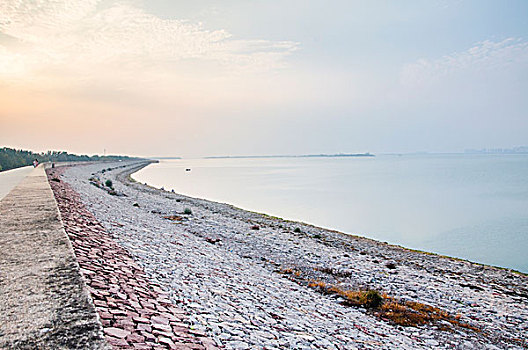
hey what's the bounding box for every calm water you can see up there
[132,154,528,273]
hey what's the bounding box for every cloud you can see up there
[0,0,298,88]
[390,37,528,143]
[400,38,528,88]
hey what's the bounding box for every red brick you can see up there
[141,331,156,341]
[126,333,146,343]
[104,327,131,339]
[137,323,152,332]
[188,329,206,337]
[99,311,113,320]
[151,316,169,325]
[133,316,150,323]
[152,329,174,339]
[158,337,176,349]
[106,335,129,347]
[132,344,153,349]
[152,323,173,332]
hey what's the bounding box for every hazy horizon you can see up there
[151,147,528,160]
[1,1,527,157]
[1,145,528,160]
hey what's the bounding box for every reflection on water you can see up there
[132,154,528,273]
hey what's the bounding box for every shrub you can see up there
[386,262,397,269]
[327,287,383,308]
[294,227,301,233]
[105,179,113,187]
[364,290,383,308]
[183,207,192,215]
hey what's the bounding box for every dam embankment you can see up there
[1,161,527,349]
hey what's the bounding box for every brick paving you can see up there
[48,168,219,350]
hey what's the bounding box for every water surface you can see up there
[132,154,528,273]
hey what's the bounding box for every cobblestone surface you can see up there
[48,167,219,350]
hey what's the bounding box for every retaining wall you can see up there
[0,165,108,349]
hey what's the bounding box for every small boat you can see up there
[185,168,191,172]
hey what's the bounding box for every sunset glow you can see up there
[1,1,527,157]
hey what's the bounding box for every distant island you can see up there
[204,153,374,159]
[151,156,182,160]
[465,146,528,154]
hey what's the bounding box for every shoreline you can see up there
[131,161,526,276]
[59,160,527,349]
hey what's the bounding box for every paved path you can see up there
[0,165,108,349]
[0,165,34,201]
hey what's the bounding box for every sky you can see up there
[0,0,527,157]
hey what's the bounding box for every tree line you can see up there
[0,147,137,172]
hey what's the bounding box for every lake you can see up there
[132,154,528,273]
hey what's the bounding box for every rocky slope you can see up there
[60,161,527,349]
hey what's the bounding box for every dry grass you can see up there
[163,215,183,222]
[308,280,327,288]
[307,280,382,308]
[279,268,480,332]
[377,297,435,326]
[279,268,302,277]
[376,297,480,331]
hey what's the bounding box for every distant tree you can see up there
[0,147,137,172]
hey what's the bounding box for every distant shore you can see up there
[204,152,374,159]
